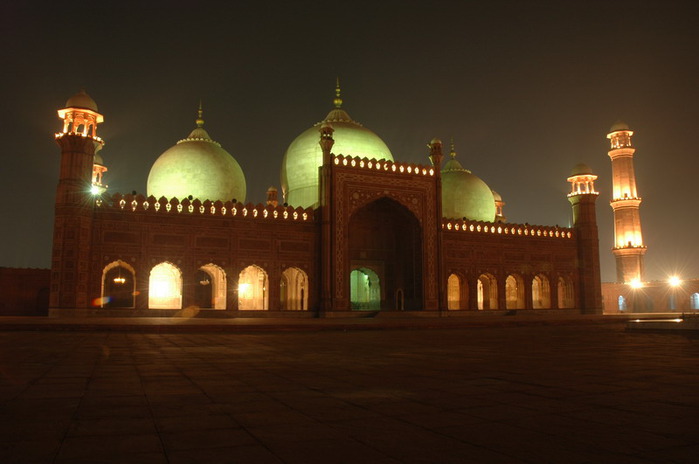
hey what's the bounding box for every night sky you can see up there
[1,1,697,283]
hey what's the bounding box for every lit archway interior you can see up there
[196,264,227,310]
[348,197,422,310]
[477,273,498,310]
[350,267,380,310]
[532,274,551,309]
[149,262,182,309]
[447,273,460,310]
[557,275,575,309]
[101,260,136,308]
[691,293,699,310]
[505,274,524,309]
[280,267,308,310]
[238,265,268,310]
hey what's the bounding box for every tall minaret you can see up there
[51,90,104,310]
[567,163,603,313]
[607,121,646,283]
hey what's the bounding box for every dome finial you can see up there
[196,100,204,128]
[333,77,343,108]
[449,137,457,159]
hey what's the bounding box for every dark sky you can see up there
[1,1,697,283]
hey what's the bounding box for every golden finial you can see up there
[333,77,343,108]
[449,137,457,159]
[196,100,204,127]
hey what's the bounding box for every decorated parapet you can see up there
[442,219,574,240]
[96,193,314,222]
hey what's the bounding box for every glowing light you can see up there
[668,276,682,287]
[629,279,643,289]
[238,282,252,298]
[113,276,126,285]
[90,185,101,195]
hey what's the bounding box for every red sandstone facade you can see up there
[48,102,604,316]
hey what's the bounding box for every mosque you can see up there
[46,86,603,316]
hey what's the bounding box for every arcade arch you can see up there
[447,273,461,310]
[477,273,498,310]
[195,264,227,310]
[557,275,575,309]
[149,262,182,309]
[238,265,268,310]
[505,274,524,309]
[101,260,136,308]
[280,267,308,310]
[532,274,551,309]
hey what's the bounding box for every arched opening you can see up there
[280,267,308,310]
[690,293,699,310]
[149,262,182,309]
[477,273,498,310]
[196,264,226,310]
[557,275,575,309]
[348,197,422,310]
[532,274,551,309]
[447,273,461,310]
[618,295,627,312]
[350,267,380,310]
[238,265,268,310]
[101,260,135,308]
[505,274,524,309]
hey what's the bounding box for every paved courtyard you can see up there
[0,323,697,463]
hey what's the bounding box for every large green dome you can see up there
[147,117,246,203]
[441,149,496,222]
[280,92,393,208]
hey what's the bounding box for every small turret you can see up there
[428,138,443,169]
[266,186,279,207]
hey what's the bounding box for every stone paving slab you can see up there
[0,324,697,463]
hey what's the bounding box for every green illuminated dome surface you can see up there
[280,88,394,208]
[441,148,496,222]
[147,114,246,203]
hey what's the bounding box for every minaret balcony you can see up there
[610,197,642,209]
[613,245,647,254]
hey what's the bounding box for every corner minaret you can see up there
[607,121,646,283]
[567,163,602,313]
[51,90,104,310]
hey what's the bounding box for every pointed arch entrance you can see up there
[505,274,524,309]
[477,273,498,310]
[280,267,308,310]
[447,273,461,310]
[149,262,182,309]
[557,275,575,309]
[350,267,380,310]
[196,264,227,310]
[532,274,551,309]
[348,197,423,310]
[238,265,269,310]
[101,260,135,308]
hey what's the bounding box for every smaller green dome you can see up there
[570,163,594,177]
[441,147,496,222]
[609,120,630,132]
[65,89,98,111]
[147,113,246,202]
